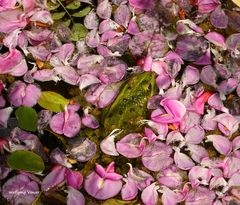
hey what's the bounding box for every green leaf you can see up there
[38,91,69,112]
[70,23,88,41]
[15,106,37,132]
[63,19,71,27]
[102,72,156,135]
[102,199,137,205]
[72,6,91,17]
[52,12,66,20]
[7,150,45,173]
[66,0,81,9]
[47,1,60,10]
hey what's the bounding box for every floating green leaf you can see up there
[102,72,156,135]
[52,11,66,20]
[66,0,81,9]
[15,106,37,132]
[7,150,45,173]
[38,91,69,112]
[102,199,138,205]
[70,23,88,41]
[72,6,91,17]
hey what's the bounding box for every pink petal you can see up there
[142,142,173,172]
[187,144,208,163]
[206,135,232,155]
[62,111,81,138]
[84,171,122,200]
[0,10,27,33]
[114,4,130,28]
[174,149,195,170]
[205,32,226,49]
[54,66,80,85]
[129,0,155,10]
[188,166,212,187]
[66,170,83,189]
[86,29,100,48]
[197,0,220,13]
[182,65,200,86]
[96,0,112,19]
[116,133,145,158]
[121,178,138,201]
[207,93,229,113]
[100,129,120,156]
[141,183,159,205]
[185,125,205,144]
[201,109,217,131]
[213,113,239,136]
[0,49,27,76]
[161,186,182,205]
[22,84,41,107]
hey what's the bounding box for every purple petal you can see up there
[200,65,217,87]
[68,138,96,162]
[114,4,130,28]
[42,166,66,192]
[175,35,208,62]
[210,6,228,29]
[50,148,72,168]
[37,110,52,133]
[2,174,39,205]
[67,187,85,205]
[127,18,140,35]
